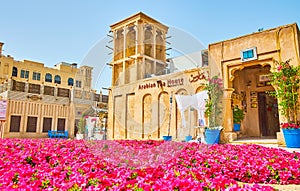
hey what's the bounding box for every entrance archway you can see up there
[258,92,280,136]
[232,65,280,137]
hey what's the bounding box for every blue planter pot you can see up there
[185,135,192,142]
[162,136,172,141]
[282,129,300,148]
[233,123,241,131]
[205,129,221,144]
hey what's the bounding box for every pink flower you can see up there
[281,122,300,129]
[0,139,299,190]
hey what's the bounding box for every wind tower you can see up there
[109,12,169,86]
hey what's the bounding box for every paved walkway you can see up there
[238,182,300,191]
[230,137,300,153]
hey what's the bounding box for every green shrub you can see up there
[233,106,245,124]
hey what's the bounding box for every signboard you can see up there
[138,77,184,90]
[0,100,7,120]
[259,74,271,82]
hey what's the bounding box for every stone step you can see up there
[229,138,300,153]
[231,138,278,145]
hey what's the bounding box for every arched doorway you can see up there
[232,65,280,137]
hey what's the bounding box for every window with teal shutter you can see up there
[241,47,257,62]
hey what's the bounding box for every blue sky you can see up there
[1,0,300,91]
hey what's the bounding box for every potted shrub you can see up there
[269,59,300,148]
[76,117,85,140]
[233,106,245,131]
[204,76,224,144]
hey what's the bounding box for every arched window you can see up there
[54,75,61,84]
[12,67,18,77]
[68,78,74,86]
[45,73,52,82]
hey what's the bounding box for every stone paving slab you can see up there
[270,184,300,190]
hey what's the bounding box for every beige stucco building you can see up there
[0,42,108,138]
[209,23,300,141]
[107,12,209,140]
[107,12,300,142]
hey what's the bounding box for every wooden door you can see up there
[258,92,280,136]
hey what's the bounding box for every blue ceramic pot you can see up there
[282,128,300,148]
[205,129,221,144]
[162,136,172,141]
[185,135,192,142]
[233,123,241,131]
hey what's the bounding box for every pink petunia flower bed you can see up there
[0,139,299,190]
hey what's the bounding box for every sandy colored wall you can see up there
[4,99,73,138]
[108,67,209,140]
[209,23,300,137]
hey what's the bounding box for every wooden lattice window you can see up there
[10,116,21,132]
[43,118,52,132]
[44,86,54,96]
[28,83,40,94]
[57,88,69,97]
[26,116,37,132]
[57,118,66,131]
[12,80,25,92]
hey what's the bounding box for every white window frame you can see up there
[241,47,257,62]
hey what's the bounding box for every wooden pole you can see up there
[0,120,5,138]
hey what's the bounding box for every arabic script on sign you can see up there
[189,71,207,83]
